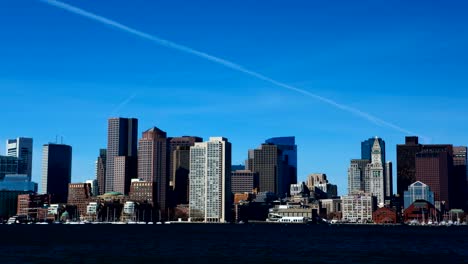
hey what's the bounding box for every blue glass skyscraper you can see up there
[265,136,298,191]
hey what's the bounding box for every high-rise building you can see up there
[398,136,460,210]
[246,140,292,197]
[365,138,385,205]
[114,156,136,195]
[362,137,392,199]
[169,136,203,184]
[171,146,190,205]
[415,145,453,210]
[385,161,393,199]
[361,137,385,166]
[231,170,259,194]
[67,183,92,219]
[403,181,435,209]
[6,137,33,179]
[41,143,72,203]
[265,137,298,188]
[86,179,99,197]
[169,136,203,206]
[347,159,369,195]
[189,137,232,223]
[138,127,169,219]
[0,156,18,181]
[307,173,338,199]
[95,149,107,195]
[453,146,467,209]
[397,136,423,196]
[306,173,327,190]
[105,117,138,193]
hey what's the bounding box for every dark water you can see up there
[1,224,468,263]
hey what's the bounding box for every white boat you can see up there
[274,217,306,223]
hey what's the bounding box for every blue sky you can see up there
[1,0,467,194]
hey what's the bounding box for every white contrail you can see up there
[39,0,423,137]
[111,93,138,116]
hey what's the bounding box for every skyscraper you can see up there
[361,137,392,199]
[114,156,136,195]
[41,143,72,203]
[453,146,467,209]
[138,127,169,219]
[0,156,18,181]
[307,173,338,198]
[171,146,191,205]
[347,159,369,195]
[397,136,457,210]
[6,137,33,179]
[245,143,290,197]
[189,137,232,223]
[95,149,106,195]
[169,136,203,206]
[265,137,298,187]
[366,138,385,205]
[415,145,453,210]
[105,118,138,193]
[385,161,393,199]
[397,136,422,196]
[169,136,203,183]
[361,137,385,165]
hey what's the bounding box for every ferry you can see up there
[266,214,307,223]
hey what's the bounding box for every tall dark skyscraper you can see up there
[265,137,298,186]
[95,149,106,195]
[397,136,423,196]
[138,127,169,219]
[397,136,459,210]
[453,146,467,209]
[41,143,72,203]
[415,145,453,210]
[105,118,138,193]
[6,137,33,179]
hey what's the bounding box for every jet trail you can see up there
[39,0,421,137]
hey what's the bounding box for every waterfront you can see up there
[1,224,467,263]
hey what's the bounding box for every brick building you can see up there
[373,207,397,224]
[67,183,93,219]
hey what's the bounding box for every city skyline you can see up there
[1,0,468,194]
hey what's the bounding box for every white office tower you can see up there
[189,137,232,223]
[365,137,385,206]
[6,137,33,179]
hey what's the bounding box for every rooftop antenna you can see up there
[55,135,58,144]
[61,136,63,144]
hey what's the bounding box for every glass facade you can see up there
[403,181,435,209]
[0,156,18,181]
[0,174,37,192]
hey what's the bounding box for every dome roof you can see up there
[99,192,124,197]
